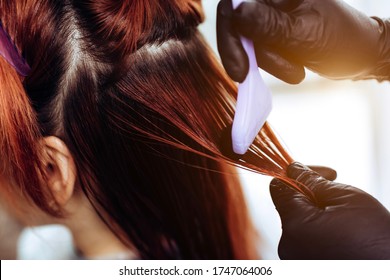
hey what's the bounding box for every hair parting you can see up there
[0,0,310,259]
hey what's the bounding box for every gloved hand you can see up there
[217,0,390,84]
[270,162,390,259]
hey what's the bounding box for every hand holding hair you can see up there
[217,0,390,83]
[270,162,390,260]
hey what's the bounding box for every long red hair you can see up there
[0,0,295,259]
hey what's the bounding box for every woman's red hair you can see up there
[0,0,301,259]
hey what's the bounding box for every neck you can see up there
[65,196,137,259]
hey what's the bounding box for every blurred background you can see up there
[200,0,390,259]
[2,0,390,260]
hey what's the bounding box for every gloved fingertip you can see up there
[308,165,338,181]
[326,169,337,181]
[226,65,248,83]
[284,70,305,85]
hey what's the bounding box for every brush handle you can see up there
[232,0,258,73]
[231,0,273,155]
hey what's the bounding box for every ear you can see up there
[42,136,77,207]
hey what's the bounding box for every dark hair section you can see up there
[0,0,296,259]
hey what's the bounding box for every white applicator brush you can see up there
[231,0,273,155]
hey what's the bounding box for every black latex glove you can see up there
[217,0,390,84]
[270,162,390,260]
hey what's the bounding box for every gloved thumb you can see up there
[217,0,249,82]
[269,178,318,223]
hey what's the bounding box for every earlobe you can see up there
[42,136,77,207]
